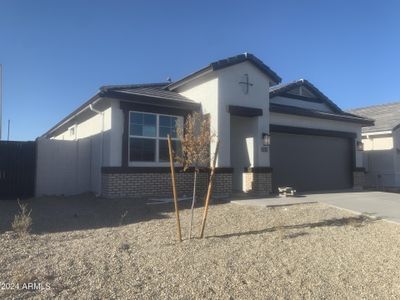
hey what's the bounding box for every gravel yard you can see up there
[1,196,400,299]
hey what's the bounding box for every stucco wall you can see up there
[178,61,273,168]
[178,73,219,166]
[53,105,112,141]
[50,99,119,167]
[363,135,393,151]
[109,100,123,166]
[270,112,364,167]
[217,61,271,167]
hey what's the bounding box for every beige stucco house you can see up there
[349,102,400,188]
[40,53,373,198]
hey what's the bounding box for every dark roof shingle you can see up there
[167,53,281,90]
[271,103,374,125]
[101,82,195,103]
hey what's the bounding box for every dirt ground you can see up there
[1,195,400,299]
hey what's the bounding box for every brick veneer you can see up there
[353,168,366,190]
[101,167,232,199]
[243,167,273,194]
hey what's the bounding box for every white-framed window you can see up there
[129,111,182,164]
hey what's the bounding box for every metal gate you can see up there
[0,141,36,199]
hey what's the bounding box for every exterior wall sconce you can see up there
[356,140,364,151]
[262,133,271,146]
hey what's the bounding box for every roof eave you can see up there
[41,92,103,138]
[270,79,344,114]
[166,66,213,91]
[270,104,375,126]
[361,130,393,136]
[104,90,200,110]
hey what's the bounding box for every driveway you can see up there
[306,191,400,223]
[232,191,400,224]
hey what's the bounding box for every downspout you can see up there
[89,103,104,196]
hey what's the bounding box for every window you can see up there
[129,112,182,163]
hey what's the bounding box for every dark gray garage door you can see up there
[270,132,353,192]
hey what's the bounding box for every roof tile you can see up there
[348,102,400,133]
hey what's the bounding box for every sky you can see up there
[0,0,400,141]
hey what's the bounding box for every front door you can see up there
[230,116,256,191]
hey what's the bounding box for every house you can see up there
[349,102,400,188]
[40,53,373,198]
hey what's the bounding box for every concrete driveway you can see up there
[232,191,400,223]
[306,191,400,223]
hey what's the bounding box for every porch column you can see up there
[254,109,270,167]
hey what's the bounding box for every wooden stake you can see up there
[199,140,220,238]
[168,135,182,242]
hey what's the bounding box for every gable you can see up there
[269,79,343,114]
[168,53,281,91]
[272,84,334,113]
[217,60,272,109]
[270,95,334,113]
[287,86,318,99]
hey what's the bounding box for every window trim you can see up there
[128,111,182,166]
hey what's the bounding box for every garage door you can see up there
[270,131,353,192]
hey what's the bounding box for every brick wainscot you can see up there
[101,167,233,199]
[353,167,366,190]
[243,167,273,195]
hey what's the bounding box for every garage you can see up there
[270,127,354,192]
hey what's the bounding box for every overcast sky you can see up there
[1,0,399,140]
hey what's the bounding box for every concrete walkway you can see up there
[231,191,400,224]
[231,196,317,207]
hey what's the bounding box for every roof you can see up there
[42,83,198,138]
[167,53,282,90]
[100,82,195,104]
[348,102,400,133]
[269,79,343,113]
[270,103,374,126]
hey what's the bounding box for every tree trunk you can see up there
[200,140,220,238]
[188,169,198,239]
[167,135,182,242]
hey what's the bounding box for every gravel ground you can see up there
[1,196,400,299]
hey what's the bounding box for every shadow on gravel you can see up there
[208,215,377,239]
[0,194,227,235]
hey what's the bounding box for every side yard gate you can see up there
[0,141,36,199]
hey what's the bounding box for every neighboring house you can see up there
[349,102,400,188]
[40,53,373,198]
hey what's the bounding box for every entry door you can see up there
[270,132,353,192]
[230,116,256,191]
